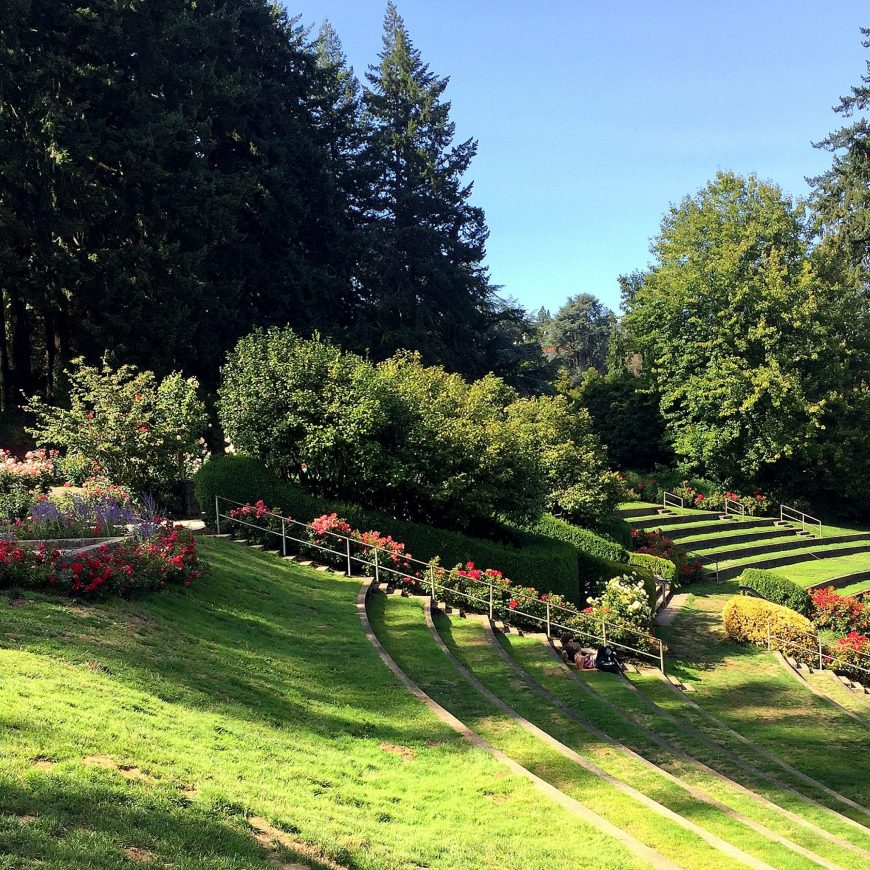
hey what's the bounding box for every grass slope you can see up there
[652,581,870,815]
[0,537,652,870]
[369,593,737,870]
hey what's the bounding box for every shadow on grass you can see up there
[0,539,455,746]
[0,773,285,869]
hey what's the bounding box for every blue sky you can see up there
[289,1,867,315]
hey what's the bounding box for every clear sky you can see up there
[288,1,868,315]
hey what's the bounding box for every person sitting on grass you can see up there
[595,644,622,674]
[559,631,585,669]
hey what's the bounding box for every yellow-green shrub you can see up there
[723,595,815,660]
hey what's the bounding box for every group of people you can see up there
[559,632,622,674]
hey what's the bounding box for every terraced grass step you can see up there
[487,630,863,869]
[715,542,870,580]
[369,593,740,870]
[652,584,870,816]
[660,518,780,539]
[678,527,805,550]
[697,533,870,562]
[618,505,674,519]
[629,512,738,530]
[807,570,870,592]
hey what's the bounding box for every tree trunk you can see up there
[9,288,33,398]
[0,290,10,409]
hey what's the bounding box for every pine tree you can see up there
[359,2,495,375]
[811,27,870,276]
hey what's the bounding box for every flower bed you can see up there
[622,472,774,517]
[810,586,870,635]
[223,501,662,658]
[0,523,203,598]
[630,528,704,584]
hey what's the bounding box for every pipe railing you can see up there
[215,495,666,670]
[724,498,745,519]
[780,505,822,539]
[662,491,684,510]
[764,619,870,678]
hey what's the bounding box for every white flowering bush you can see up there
[586,574,653,633]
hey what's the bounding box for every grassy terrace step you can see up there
[629,512,743,530]
[714,542,870,580]
[661,519,780,538]
[435,612,860,870]
[777,556,870,591]
[803,671,870,726]
[678,528,806,550]
[696,533,870,561]
[2,538,656,870]
[652,582,870,814]
[498,633,869,868]
[370,593,751,870]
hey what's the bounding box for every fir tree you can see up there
[359,2,495,375]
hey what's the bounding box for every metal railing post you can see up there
[346,537,352,577]
[488,583,493,620]
[546,600,551,638]
[215,495,221,535]
[601,619,607,645]
[281,517,287,556]
[430,566,436,599]
[766,617,771,651]
[818,636,824,671]
[659,640,665,673]
[374,547,380,585]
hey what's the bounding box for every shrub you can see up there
[630,527,705,584]
[828,633,870,683]
[810,586,870,635]
[585,574,653,629]
[506,395,622,525]
[25,359,207,498]
[533,514,626,562]
[628,552,677,582]
[0,525,203,598]
[738,568,812,616]
[217,330,546,529]
[723,596,815,663]
[195,455,579,601]
[308,513,354,569]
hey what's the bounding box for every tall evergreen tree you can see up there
[359,2,496,376]
[811,27,870,278]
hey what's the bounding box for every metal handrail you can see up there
[724,498,745,518]
[214,495,666,670]
[780,504,823,539]
[763,619,870,676]
[663,491,684,510]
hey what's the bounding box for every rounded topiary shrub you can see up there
[723,595,815,664]
[737,568,812,617]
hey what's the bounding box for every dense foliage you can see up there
[194,454,580,600]
[0,1,537,405]
[722,596,814,649]
[737,569,812,617]
[218,329,618,531]
[25,359,207,498]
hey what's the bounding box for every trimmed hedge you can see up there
[722,596,815,664]
[533,514,626,561]
[738,568,812,617]
[628,551,677,583]
[195,455,580,602]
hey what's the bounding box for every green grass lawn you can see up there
[369,593,739,870]
[651,582,870,816]
[497,631,868,868]
[433,612,830,870]
[1,537,664,870]
[776,553,870,590]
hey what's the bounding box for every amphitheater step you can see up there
[629,512,734,529]
[698,532,870,562]
[664,518,779,539]
[616,505,665,519]
[713,541,870,580]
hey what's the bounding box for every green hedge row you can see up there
[533,514,626,562]
[628,551,677,582]
[737,568,812,617]
[195,455,580,602]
